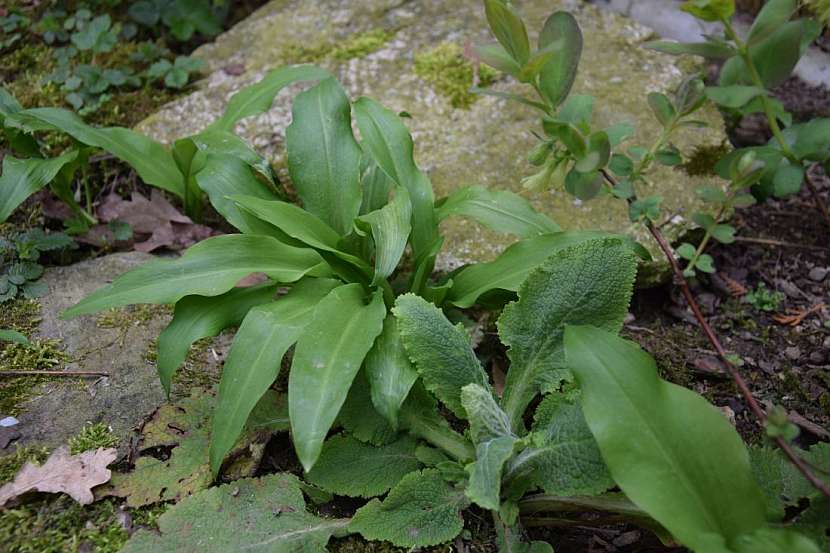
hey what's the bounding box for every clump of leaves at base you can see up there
[743,282,785,312]
[0,229,74,302]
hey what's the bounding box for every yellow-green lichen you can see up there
[414,42,498,109]
[68,422,119,455]
[281,28,395,64]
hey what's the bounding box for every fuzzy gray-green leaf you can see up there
[394,294,490,418]
[498,238,637,431]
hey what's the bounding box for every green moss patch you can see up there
[281,28,395,64]
[68,423,119,455]
[414,42,498,109]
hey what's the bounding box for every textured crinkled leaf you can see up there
[733,528,820,553]
[793,497,830,552]
[350,469,468,547]
[120,473,348,553]
[512,392,612,496]
[750,443,830,519]
[289,285,386,471]
[565,326,769,552]
[286,78,362,235]
[306,434,420,497]
[394,294,490,418]
[398,382,475,462]
[435,185,559,238]
[355,186,412,284]
[353,97,436,258]
[157,282,277,394]
[210,64,331,132]
[364,315,418,428]
[7,108,184,197]
[461,383,512,444]
[447,231,624,308]
[64,234,330,317]
[466,435,517,511]
[498,238,637,430]
[338,368,400,446]
[210,279,341,476]
[0,151,79,223]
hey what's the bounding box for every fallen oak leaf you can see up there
[0,446,117,507]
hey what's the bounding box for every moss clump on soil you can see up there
[282,28,395,64]
[414,42,499,109]
[68,423,119,455]
[0,445,50,485]
[0,298,41,336]
[681,142,731,177]
[0,338,71,416]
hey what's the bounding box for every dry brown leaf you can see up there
[0,446,117,507]
[721,274,747,297]
[773,303,826,326]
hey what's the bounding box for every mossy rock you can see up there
[137,0,729,276]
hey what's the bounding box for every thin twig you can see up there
[600,169,830,499]
[0,370,109,377]
[805,169,830,229]
[734,236,830,252]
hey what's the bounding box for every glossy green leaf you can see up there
[289,284,386,471]
[394,294,490,418]
[63,234,330,318]
[353,97,437,258]
[286,78,363,235]
[355,186,412,284]
[190,130,273,182]
[499,239,637,431]
[484,0,530,64]
[748,0,797,45]
[363,315,418,428]
[643,40,736,59]
[350,469,469,547]
[436,185,559,238]
[0,151,78,223]
[157,282,278,395]
[7,108,184,197]
[537,11,582,108]
[564,325,771,552]
[209,279,340,476]
[705,85,766,109]
[446,230,625,309]
[306,434,420,498]
[210,64,330,132]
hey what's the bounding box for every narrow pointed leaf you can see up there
[565,326,771,552]
[210,64,331,132]
[394,294,490,418]
[360,160,393,215]
[210,279,340,476]
[286,78,362,235]
[355,186,411,284]
[643,40,736,59]
[364,315,418,428]
[289,285,386,471]
[748,0,797,45]
[436,185,559,238]
[0,151,78,223]
[498,239,637,431]
[158,282,278,395]
[538,11,583,108]
[63,234,330,318]
[353,97,437,258]
[484,0,531,64]
[473,43,522,76]
[7,108,184,197]
[705,85,766,109]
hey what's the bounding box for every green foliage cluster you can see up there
[0,228,74,302]
[68,423,119,454]
[743,282,786,312]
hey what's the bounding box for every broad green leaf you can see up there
[557,94,594,129]
[63,234,330,318]
[289,285,386,471]
[680,0,735,21]
[120,474,348,553]
[705,85,767,109]
[193,154,282,236]
[157,282,278,395]
[210,64,331,132]
[643,40,736,59]
[517,45,556,83]
[750,444,830,519]
[359,160,393,215]
[791,118,830,161]
[772,162,805,197]
[306,434,420,498]
[0,329,29,345]
[286,78,362,235]
[499,239,637,431]
[647,93,676,127]
[364,315,418,428]
[748,0,797,45]
[0,87,23,119]
[393,293,490,419]
[734,528,820,553]
[446,231,626,309]
[338,368,400,446]
[542,120,585,157]
[0,151,78,223]
[190,130,273,182]
[6,108,184,197]
[574,132,610,173]
[538,11,582,108]
[564,325,770,552]
[353,97,437,258]
[398,382,475,462]
[505,393,612,496]
[355,186,412,284]
[484,0,530,64]
[209,279,341,476]
[435,185,560,238]
[473,43,522,76]
[461,383,518,510]
[350,469,469,547]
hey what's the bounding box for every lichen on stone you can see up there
[281,27,396,64]
[414,42,498,109]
